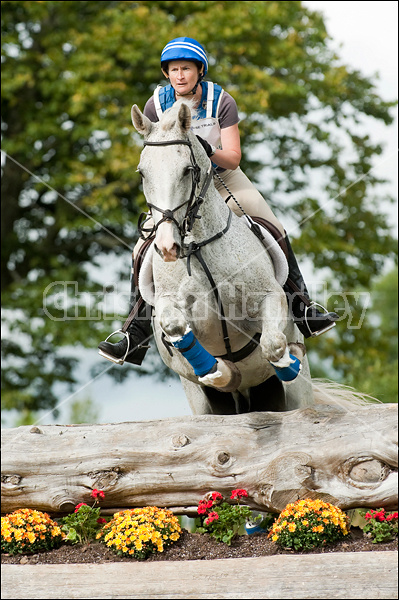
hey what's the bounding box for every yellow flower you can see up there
[14,530,24,541]
[288,523,296,533]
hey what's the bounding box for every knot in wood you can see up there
[217,451,230,465]
[88,469,120,489]
[30,427,42,434]
[171,434,190,448]
[2,474,22,487]
[59,500,76,512]
[350,459,390,483]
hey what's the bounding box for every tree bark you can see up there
[1,404,397,515]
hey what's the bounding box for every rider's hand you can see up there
[196,135,216,158]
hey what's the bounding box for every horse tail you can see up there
[311,378,381,410]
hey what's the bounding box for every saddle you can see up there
[248,216,288,259]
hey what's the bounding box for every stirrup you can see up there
[304,302,337,338]
[98,329,130,365]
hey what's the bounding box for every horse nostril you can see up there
[154,243,164,259]
[174,243,181,259]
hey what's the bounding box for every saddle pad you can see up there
[138,218,289,306]
[242,216,289,287]
[138,242,156,306]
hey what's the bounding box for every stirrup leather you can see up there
[304,302,337,338]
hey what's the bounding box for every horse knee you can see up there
[159,307,187,338]
[260,331,288,364]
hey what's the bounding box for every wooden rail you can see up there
[2,404,397,514]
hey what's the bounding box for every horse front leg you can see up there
[157,299,241,391]
[157,298,188,340]
[258,289,292,368]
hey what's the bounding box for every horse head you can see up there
[131,102,210,262]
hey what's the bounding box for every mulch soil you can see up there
[1,528,397,565]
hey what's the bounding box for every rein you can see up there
[140,137,252,364]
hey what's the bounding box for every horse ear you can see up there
[177,102,191,133]
[131,105,153,136]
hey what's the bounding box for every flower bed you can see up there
[1,490,397,564]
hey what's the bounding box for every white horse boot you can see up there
[283,235,339,337]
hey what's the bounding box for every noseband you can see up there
[138,139,214,246]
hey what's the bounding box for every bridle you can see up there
[138,139,216,248]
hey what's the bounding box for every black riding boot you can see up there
[98,260,151,365]
[283,235,339,338]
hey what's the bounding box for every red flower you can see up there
[197,499,209,515]
[386,512,398,522]
[97,518,107,524]
[74,503,88,512]
[204,512,220,526]
[91,489,105,500]
[230,489,248,500]
[211,492,223,502]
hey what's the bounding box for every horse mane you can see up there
[160,98,198,131]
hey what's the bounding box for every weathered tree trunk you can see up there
[1,404,397,515]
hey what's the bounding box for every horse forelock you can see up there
[159,99,198,133]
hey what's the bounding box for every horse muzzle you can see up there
[154,221,181,262]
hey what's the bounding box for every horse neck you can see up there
[189,176,231,243]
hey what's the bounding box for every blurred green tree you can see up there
[68,396,101,424]
[1,1,397,417]
[347,268,397,403]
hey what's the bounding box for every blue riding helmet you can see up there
[161,37,208,75]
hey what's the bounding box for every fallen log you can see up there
[1,404,397,515]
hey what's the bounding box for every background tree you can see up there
[311,267,398,404]
[2,1,397,420]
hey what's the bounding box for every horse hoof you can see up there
[288,342,307,362]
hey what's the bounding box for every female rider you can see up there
[98,37,338,365]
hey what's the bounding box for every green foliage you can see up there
[361,508,398,543]
[61,504,103,545]
[311,267,398,402]
[68,396,101,424]
[60,488,107,545]
[1,1,397,415]
[196,489,256,545]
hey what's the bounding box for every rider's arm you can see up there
[211,123,241,171]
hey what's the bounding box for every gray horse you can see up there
[132,100,313,415]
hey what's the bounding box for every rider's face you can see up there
[163,61,202,96]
